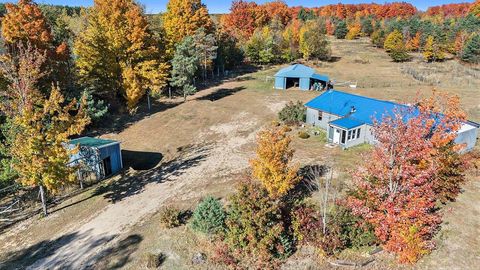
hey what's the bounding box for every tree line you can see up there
[222,1,480,64]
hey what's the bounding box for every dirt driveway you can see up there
[0,78,319,269]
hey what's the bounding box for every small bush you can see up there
[291,203,346,256]
[159,206,181,228]
[271,120,281,127]
[191,196,226,234]
[224,180,285,267]
[210,241,238,267]
[291,204,323,245]
[298,131,310,139]
[278,101,306,125]
[332,205,378,249]
[144,252,166,269]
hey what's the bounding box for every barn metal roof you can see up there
[305,90,410,126]
[69,137,119,149]
[274,64,329,81]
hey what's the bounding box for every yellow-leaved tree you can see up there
[423,35,445,62]
[0,44,90,216]
[250,125,300,199]
[163,0,214,56]
[9,86,90,216]
[74,0,169,111]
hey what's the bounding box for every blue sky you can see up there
[0,0,475,13]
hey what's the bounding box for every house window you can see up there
[318,111,323,121]
[347,130,352,140]
[341,130,346,144]
[356,128,361,139]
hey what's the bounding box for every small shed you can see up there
[69,137,123,182]
[274,64,329,91]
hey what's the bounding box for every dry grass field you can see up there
[0,37,478,269]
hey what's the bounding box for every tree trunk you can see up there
[183,91,187,102]
[147,91,151,111]
[39,185,47,216]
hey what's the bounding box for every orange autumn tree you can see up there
[221,0,260,42]
[346,90,466,263]
[250,125,299,199]
[406,32,421,52]
[469,0,480,17]
[1,0,70,90]
[1,0,52,51]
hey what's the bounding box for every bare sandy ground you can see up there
[26,84,269,269]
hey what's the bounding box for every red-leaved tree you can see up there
[347,90,466,263]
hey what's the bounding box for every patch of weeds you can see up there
[144,252,166,269]
[298,131,310,139]
[159,205,181,229]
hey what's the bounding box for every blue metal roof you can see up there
[305,90,410,126]
[329,117,364,129]
[275,64,329,81]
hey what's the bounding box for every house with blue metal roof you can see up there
[274,64,330,91]
[68,137,123,183]
[305,90,479,151]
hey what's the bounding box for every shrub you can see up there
[290,203,344,256]
[298,131,310,139]
[291,203,323,245]
[144,252,165,269]
[433,143,466,203]
[331,205,378,249]
[278,101,306,125]
[191,196,226,234]
[224,180,286,267]
[210,241,238,267]
[159,206,181,228]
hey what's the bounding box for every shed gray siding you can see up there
[306,108,340,129]
[455,126,478,153]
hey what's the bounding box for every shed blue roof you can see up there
[329,117,364,129]
[69,137,119,148]
[275,64,329,81]
[305,90,410,126]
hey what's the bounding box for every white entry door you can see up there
[333,128,340,144]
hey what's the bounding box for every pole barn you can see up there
[274,64,329,91]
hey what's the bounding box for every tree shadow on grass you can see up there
[86,234,143,269]
[94,143,211,204]
[89,99,182,137]
[0,232,80,270]
[287,164,330,202]
[0,231,143,270]
[196,86,246,102]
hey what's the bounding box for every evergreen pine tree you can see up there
[461,34,480,63]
